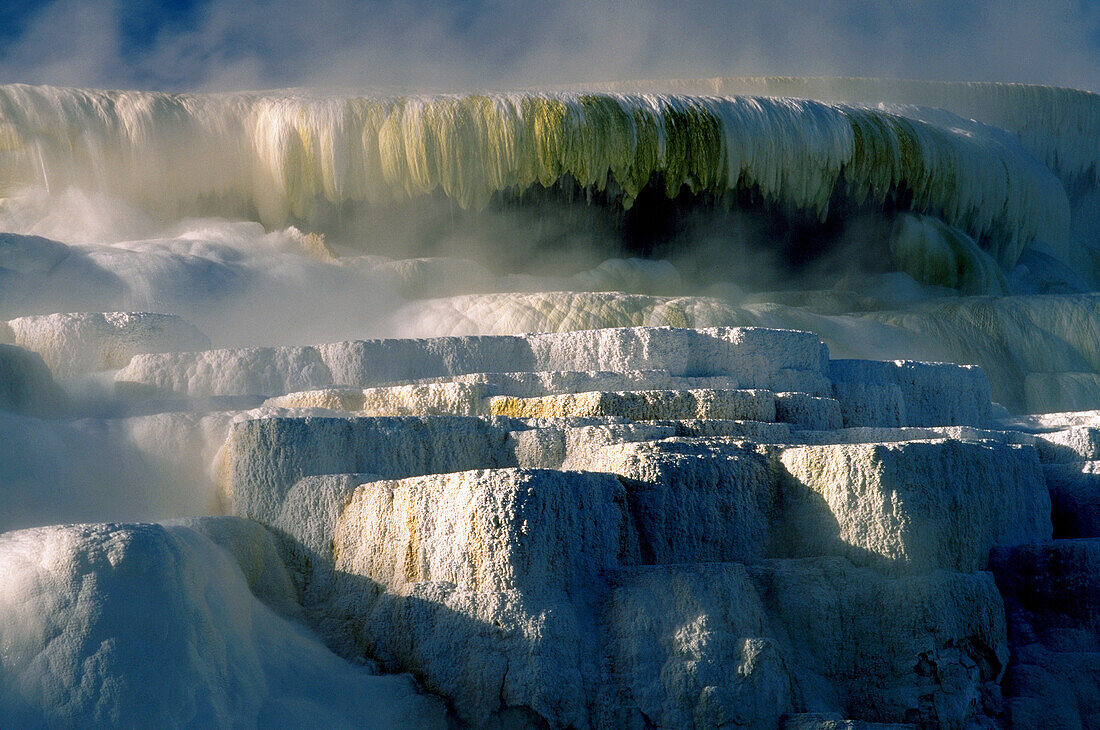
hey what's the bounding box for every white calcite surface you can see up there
[791,424,1037,448]
[1031,425,1100,463]
[5,311,209,379]
[116,326,831,399]
[220,415,513,521]
[262,372,751,416]
[118,346,334,398]
[361,578,598,727]
[428,369,743,396]
[1,70,1098,729]
[1003,409,1100,431]
[774,391,844,431]
[828,359,993,428]
[5,320,1096,728]
[774,439,1050,574]
[265,382,490,416]
[576,439,775,565]
[17,320,1094,727]
[400,291,1100,414]
[335,468,634,596]
[0,520,446,728]
[206,326,1071,727]
[604,560,1007,729]
[830,379,907,428]
[489,388,777,421]
[991,540,1100,730]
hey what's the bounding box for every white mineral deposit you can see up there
[1,3,1098,727]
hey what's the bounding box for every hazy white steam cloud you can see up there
[0,0,1096,92]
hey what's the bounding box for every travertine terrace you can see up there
[1,75,1098,728]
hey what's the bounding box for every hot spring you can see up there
[1,77,1098,728]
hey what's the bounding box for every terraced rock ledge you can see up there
[5,324,1090,727]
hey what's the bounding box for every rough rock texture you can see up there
[326,468,637,727]
[265,382,491,416]
[603,560,1007,729]
[793,425,1035,448]
[774,440,1051,574]
[118,346,334,397]
[578,440,775,565]
[829,360,993,428]
[0,520,446,728]
[16,322,1092,728]
[262,373,751,416]
[433,369,743,397]
[362,579,597,728]
[1031,426,1100,463]
[991,540,1100,730]
[490,388,776,422]
[318,335,537,385]
[830,380,907,428]
[115,326,832,399]
[335,469,636,595]
[5,311,209,379]
[775,392,844,430]
[190,325,1069,729]
[1043,461,1100,538]
[220,415,512,522]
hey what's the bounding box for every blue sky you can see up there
[0,0,1097,92]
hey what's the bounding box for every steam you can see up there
[0,189,403,347]
[0,68,1095,535]
[1,83,1082,300]
[0,8,1095,721]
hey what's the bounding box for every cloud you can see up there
[0,0,122,88]
[0,0,1097,92]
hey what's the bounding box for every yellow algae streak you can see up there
[0,82,1080,268]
